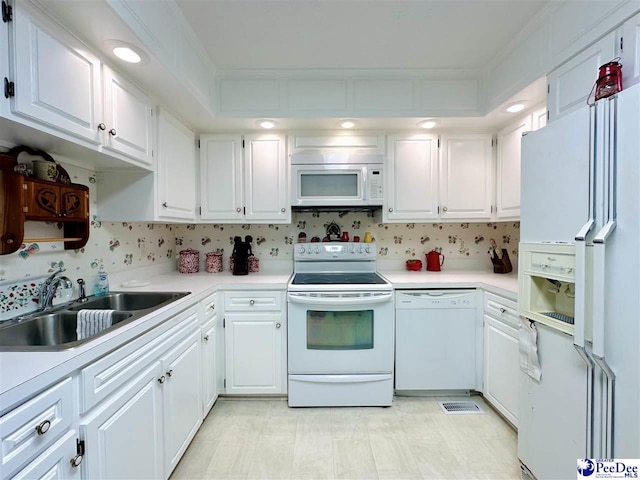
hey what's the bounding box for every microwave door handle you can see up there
[362,166,369,202]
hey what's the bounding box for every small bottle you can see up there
[95,264,109,296]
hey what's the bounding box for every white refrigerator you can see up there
[518,82,640,479]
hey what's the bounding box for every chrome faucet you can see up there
[38,267,73,310]
[77,278,87,303]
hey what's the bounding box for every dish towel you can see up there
[77,309,115,340]
[519,317,542,381]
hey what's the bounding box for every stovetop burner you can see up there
[291,272,388,285]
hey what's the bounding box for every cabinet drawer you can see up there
[484,292,519,329]
[224,291,282,311]
[79,307,199,413]
[200,291,218,323]
[11,430,80,480]
[0,378,73,479]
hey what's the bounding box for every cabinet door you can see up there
[622,12,640,89]
[200,134,244,222]
[80,361,164,480]
[102,66,154,166]
[23,180,60,219]
[11,3,101,143]
[439,134,493,220]
[548,31,617,122]
[225,312,285,395]
[201,319,218,417]
[162,328,202,476]
[11,430,80,480]
[483,315,519,426]
[244,134,290,223]
[60,185,89,220]
[496,116,531,219]
[156,108,196,220]
[384,134,439,222]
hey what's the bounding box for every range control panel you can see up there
[294,242,376,260]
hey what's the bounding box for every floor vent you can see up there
[438,401,484,415]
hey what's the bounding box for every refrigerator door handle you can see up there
[573,344,595,457]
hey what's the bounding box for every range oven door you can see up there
[287,291,394,374]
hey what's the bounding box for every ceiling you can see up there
[176,0,548,71]
[40,0,550,131]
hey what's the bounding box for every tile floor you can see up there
[170,395,520,480]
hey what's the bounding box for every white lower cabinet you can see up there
[11,430,80,480]
[80,361,165,480]
[162,330,202,476]
[224,291,286,395]
[79,306,201,479]
[482,292,520,426]
[0,377,74,479]
[200,291,220,417]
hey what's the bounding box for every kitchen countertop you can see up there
[0,268,518,410]
[379,269,518,299]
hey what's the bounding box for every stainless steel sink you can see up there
[0,291,190,350]
[68,292,188,311]
[0,311,133,348]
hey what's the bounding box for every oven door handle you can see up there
[287,292,393,305]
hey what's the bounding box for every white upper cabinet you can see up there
[11,2,102,144]
[156,108,196,220]
[439,134,493,220]
[621,12,640,89]
[384,134,439,222]
[102,66,154,166]
[200,133,289,223]
[547,31,617,122]
[244,134,289,222]
[496,116,532,219]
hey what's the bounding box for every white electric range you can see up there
[287,242,394,407]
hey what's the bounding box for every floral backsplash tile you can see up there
[174,212,520,269]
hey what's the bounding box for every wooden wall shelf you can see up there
[1,153,90,254]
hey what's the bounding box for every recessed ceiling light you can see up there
[340,120,356,129]
[105,40,148,65]
[113,47,142,64]
[506,103,526,113]
[257,120,276,129]
[418,120,437,129]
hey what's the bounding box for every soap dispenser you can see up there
[95,264,110,296]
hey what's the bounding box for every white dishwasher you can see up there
[395,289,477,391]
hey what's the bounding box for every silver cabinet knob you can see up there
[249,299,255,305]
[109,128,117,137]
[35,419,51,436]
[158,376,166,384]
[166,369,173,377]
[276,323,281,329]
[97,123,106,131]
[281,207,286,212]
[209,304,215,310]
[70,454,83,468]
[499,308,506,314]
[236,207,242,212]
[204,335,210,341]
[388,207,393,212]
[162,202,168,208]
[442,206,448,212]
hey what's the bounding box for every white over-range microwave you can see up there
[290,152,384,207]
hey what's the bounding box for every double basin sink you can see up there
[0,292,189,350]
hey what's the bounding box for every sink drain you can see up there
[438,401,485,415]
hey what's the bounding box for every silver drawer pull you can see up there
[499,308,507,314]
[204,335,210,341]
[276,323,281,329]
[209,304,215,310]
[249,299,255,305]
[70,454,83,468]
[35,419,51,436]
